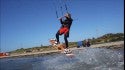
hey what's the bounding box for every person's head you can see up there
[65,12,71,18]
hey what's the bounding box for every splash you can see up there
[0,47,124,70]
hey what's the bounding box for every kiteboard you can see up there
[49,39,75,57]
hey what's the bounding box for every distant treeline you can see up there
[86,33,124,44]
[10,33,124,54]
[69,33,124,47]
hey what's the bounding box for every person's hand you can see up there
[64,15,67,17]
[58,17,62,20]
[58,16,64,20]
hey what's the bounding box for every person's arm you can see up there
[66,17,73,21]
[60,18,63,24]
[58,16,64,24]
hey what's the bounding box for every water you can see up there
[0,47,124,70]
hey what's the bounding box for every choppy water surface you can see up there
[0,47,124,70]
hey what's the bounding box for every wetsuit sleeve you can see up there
[60,19,63,24]
[66,17,73,22]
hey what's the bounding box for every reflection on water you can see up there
[0,47,124,70]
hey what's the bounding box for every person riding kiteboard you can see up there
[55,12,73,54]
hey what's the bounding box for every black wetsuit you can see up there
[56,17,73,48]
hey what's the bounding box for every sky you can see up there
[0,0,124,52]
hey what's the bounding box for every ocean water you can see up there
[0,47,124,70]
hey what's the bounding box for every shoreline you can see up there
[90,41,124,48]
[0,41,124,59]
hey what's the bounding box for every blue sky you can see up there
[0,0,124,52]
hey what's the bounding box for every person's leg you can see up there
[64,34,72,54]
[56,27,65,44]
[64,34,68,48]
[56,31,60,43]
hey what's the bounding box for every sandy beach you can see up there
[0,41,124,59]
